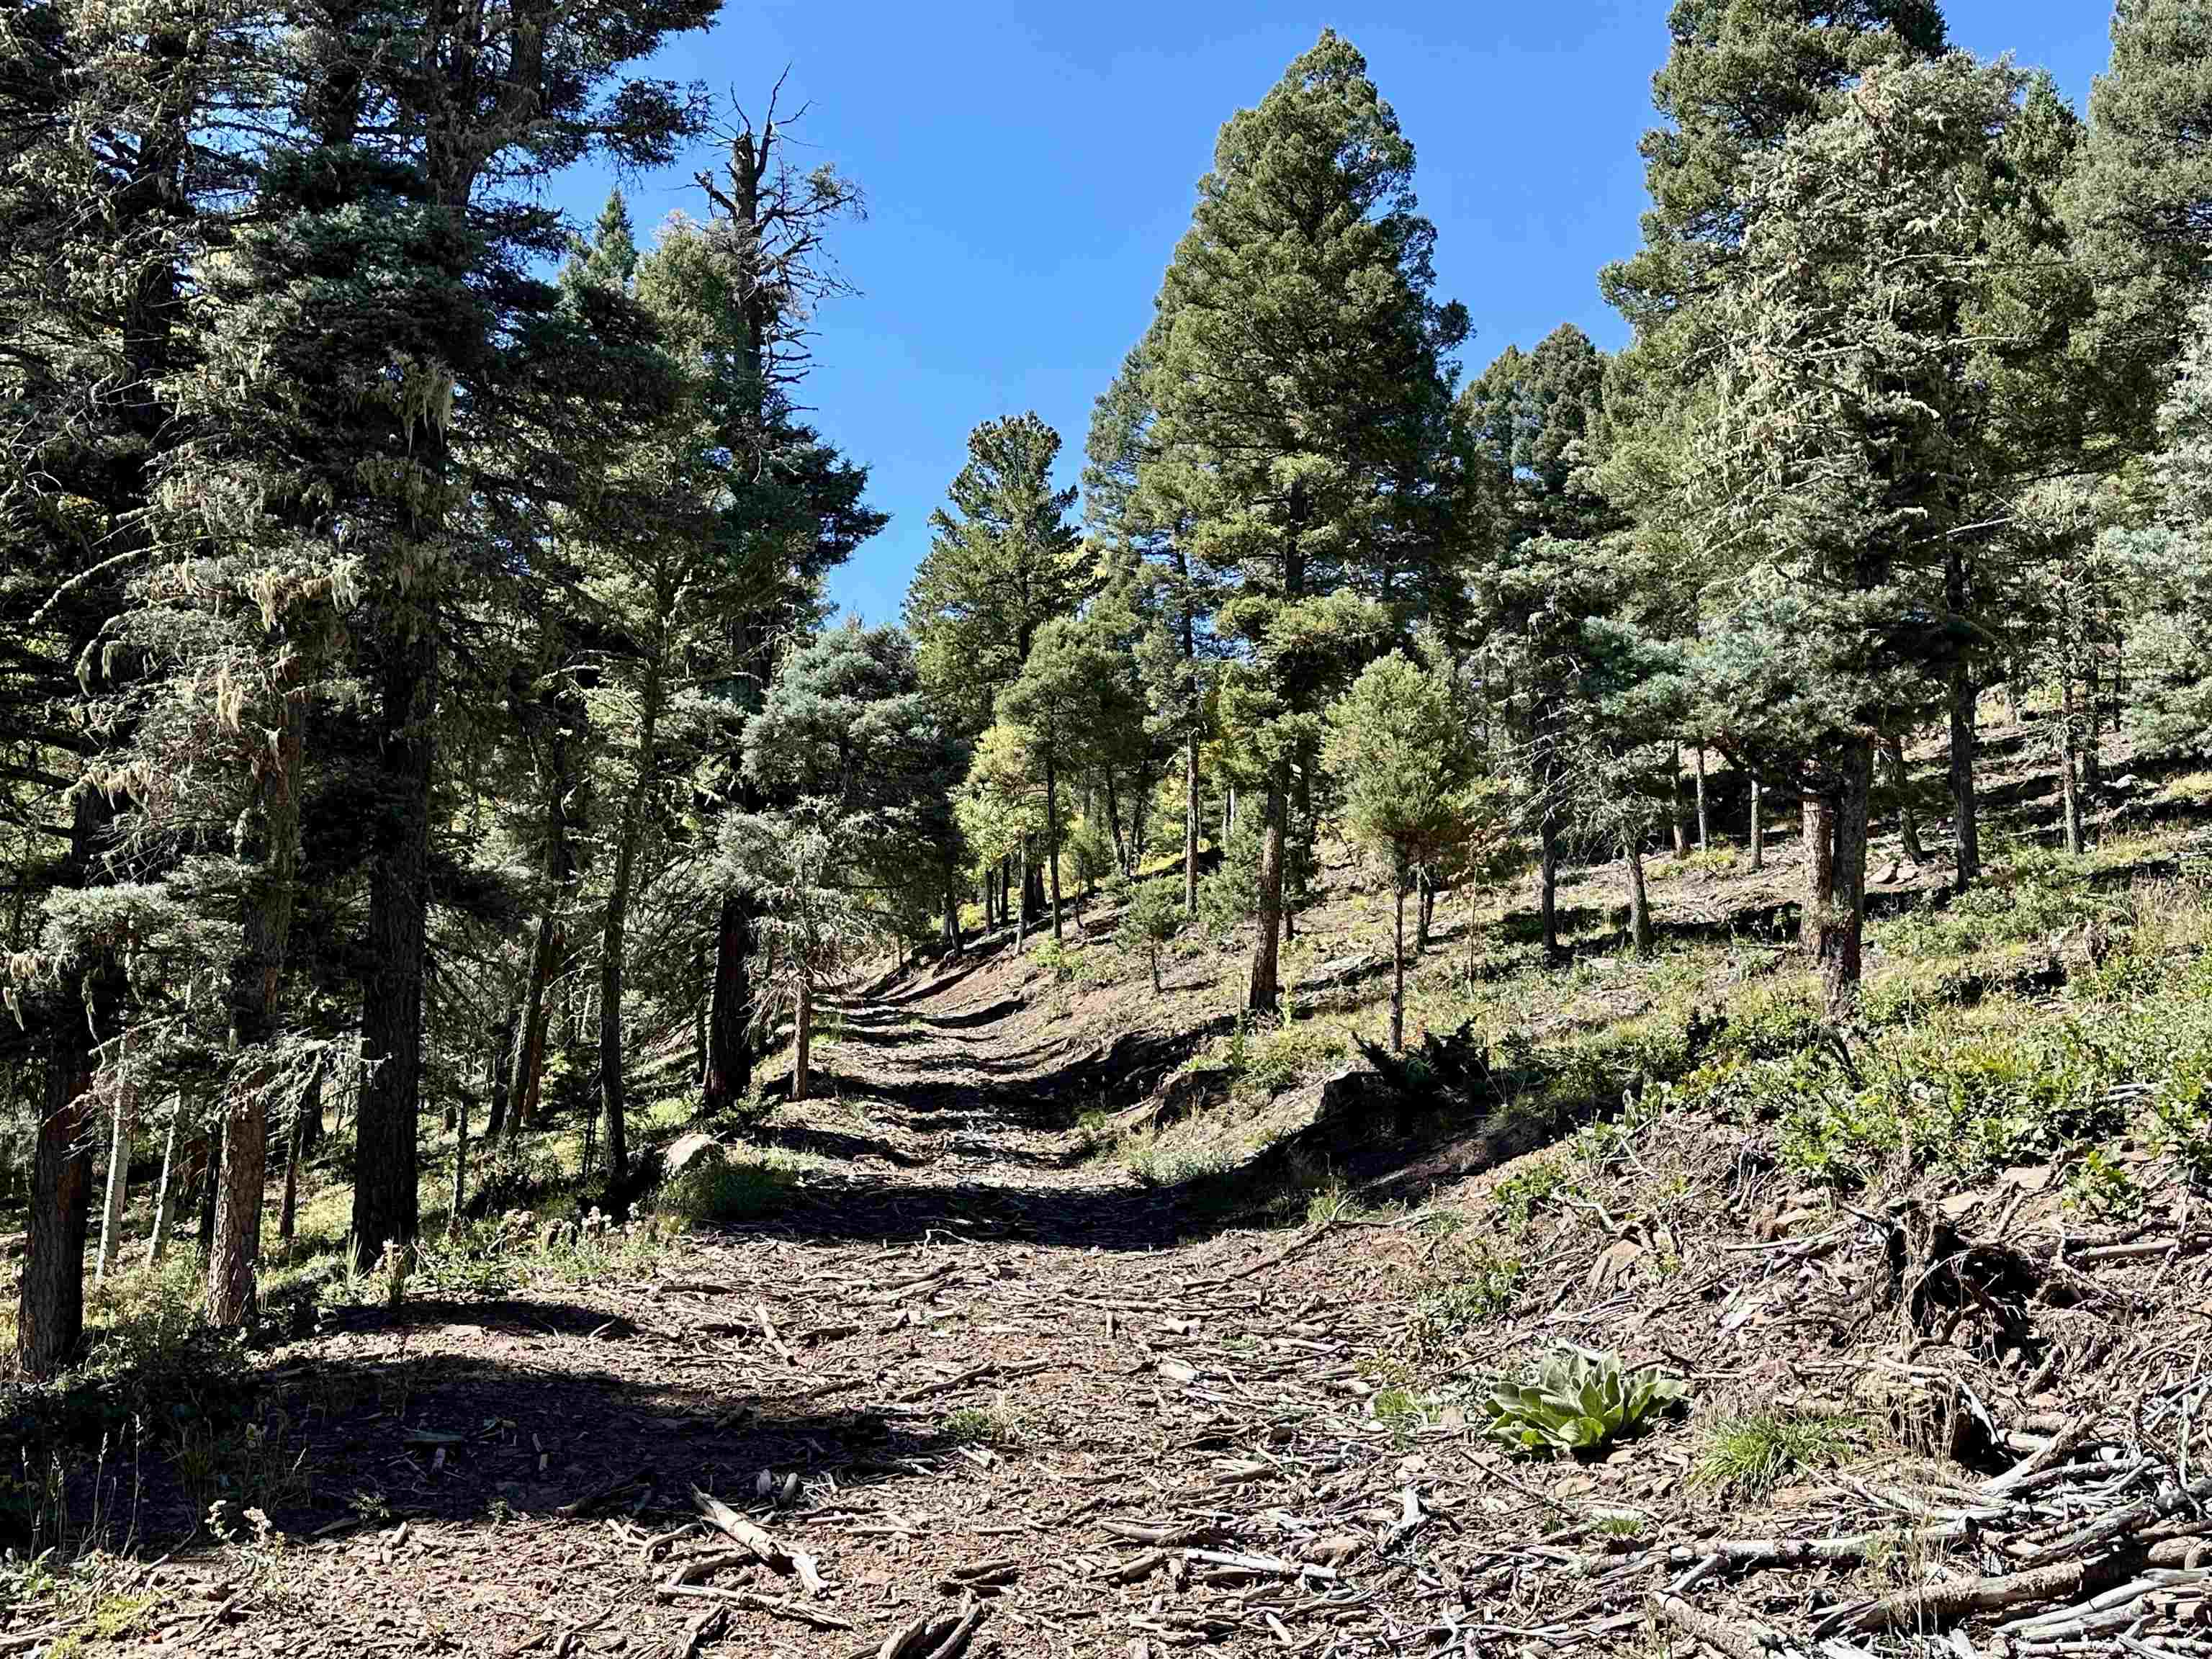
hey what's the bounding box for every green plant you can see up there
[1491,1159,1573,1234]
[1413,1246,1523,1348]
[942,1404,1020,1447]
[1481,1349,1686,1457]
[1689,1411,1861,1498]
[655,1155,793,1228]
[1372,1386,1421,1434]
[2064,1145,2146,1220]
[1115,878,1185,992]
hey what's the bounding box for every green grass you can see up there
[1690,1411,1863,1499]
[655,1154,797,1229]
[942,1403,1021,1447]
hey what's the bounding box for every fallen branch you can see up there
[655,1584,853,1631]
[691,1485,827,1595]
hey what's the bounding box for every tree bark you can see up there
[1246,763,1287,1014]
[485,1009,514,1139]
[19,787,117,1379]
[791,979,814,1103]
[449,1085,467,1238]
[2059,673,2086,857]
[1537,814,1561,958]
[96,1079,132,1283]
[146,1110,179,1267]
[1886,732,1927,864]
[1015,835,1030,950]
[1416,871,1434,955]
[596,670,660,1180]
[1948,662,1980,892]
[703,894,754,1113]
[1749,780,1765,872]
[1693,745,1710,853]
[1625,836,1652,954]
[1183,734,1200,916]
[1809,740,1874,1017]
[1389,880,1406,1055]
[353,622,434,1259]
[1044,748,1064,943]
[19,1007,97,1377]
[1671,745,1689,856]
[210,688,305,1329]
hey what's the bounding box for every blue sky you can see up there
[552,1,2117,626]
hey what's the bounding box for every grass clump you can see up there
[1225,1015,1346,1100]
[1483,1349,1686,1457]
[942,1403,1021,1447]
[656,1154,795,1228]
[1690,1411,1861,1499]
[1123,1127,1241,1187]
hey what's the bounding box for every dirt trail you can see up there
[125,946,1467,1659]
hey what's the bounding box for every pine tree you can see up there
[2069,0,2212,441]
[1691,54,2023,1014]
[1142,30,1467,1013]
[907,413,1087,737]
[1324,655,1477,1052]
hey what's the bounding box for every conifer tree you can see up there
[1142,30,1467,1013]
[907,414,1087,737]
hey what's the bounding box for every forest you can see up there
[6,1,2212,1656]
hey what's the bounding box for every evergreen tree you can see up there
[907,413,1087,737]
[1690,53,2022,1014]
[1142,30,1467,1013]
[1324,655,1477,1052]
[2069,0,2212,441]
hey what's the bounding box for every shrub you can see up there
[1482,1349,1686,1457]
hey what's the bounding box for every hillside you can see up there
[9,709,2212,1657]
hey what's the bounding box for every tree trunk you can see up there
[1044,749,1064,943]
[1625,836,1652,954]
[1948,662,1980,892]
[1671,746,1689,856]
[2059,673,2086,857]
[1749,780,1765,872]
[1390,881,1406,1055]
[1102,766,1126,878]
[1015,835,1030,951]
[19,789,117,1377]
[597,674,659,1181]
[703,894,754,1112]
[210,688,305,1329]
[146,1110,179,1267]
[1887,732,1927,864]
[280,1056,323,1253]
[449,1085,467,1238]
[197,1128,220,1256]
[19,1012,96,1377]
[1183,734,1200,916]
[942,856,963,959]
[1538,814,1561,958]
[1246,764,1287,1014]
[1416,871,1434,955]
[1808,741,1874,1017]
[485,1010,514,1139]
[1693,745,1710,853]
[791,979,814,1104]
[96,1080,132,1283]
[353,622,434,1260]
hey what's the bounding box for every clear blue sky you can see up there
[553,1,2116,626]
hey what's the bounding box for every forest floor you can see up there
[15,707,2212,1658]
